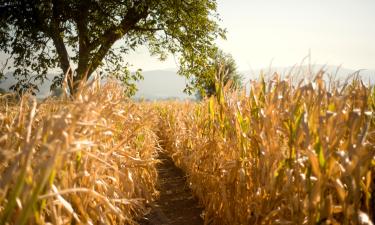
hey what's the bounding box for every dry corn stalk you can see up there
[157,72,375,225]
[0,82,159,225]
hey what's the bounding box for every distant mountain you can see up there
[0,72,53,98]
[241,65,375,84]
[0,70,194,100]
[1,65,373,99]
[136,66,375,100]
[133,70,193,100]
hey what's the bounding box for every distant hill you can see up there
[242,65,375,84]
[1,65,373,99]
[0,72,53,98]
[134,66,375,101]
[0,70,194,100]
[133,69,193,100]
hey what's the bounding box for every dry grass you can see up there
[1,70,374,225]
[0,82,159,225]
[157,72,375,224]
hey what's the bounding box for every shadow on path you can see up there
[138,151,204,225]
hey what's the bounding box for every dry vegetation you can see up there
[157,72,375,224]
[0,82,159,224]
[0,70,374,225]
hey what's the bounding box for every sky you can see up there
[1,1,374,72]
[126,0,375,71]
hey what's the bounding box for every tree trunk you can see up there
[51,2,149,96]
[73,2,91,95]
[48,3,77,96]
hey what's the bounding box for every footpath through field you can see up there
[139,151,204,225]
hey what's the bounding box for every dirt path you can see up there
[138,151,204,225]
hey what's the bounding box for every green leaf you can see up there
[314,137,325,168]
[208,97,215,121]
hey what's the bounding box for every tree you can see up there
[0,0,225,95]
[195,49,243,99]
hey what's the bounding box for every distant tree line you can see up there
[196,49,243,99]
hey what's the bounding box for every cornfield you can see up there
[0,71,374,225]
[157,72,375,224]
[0,82,159,224]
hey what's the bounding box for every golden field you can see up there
[157,73,375,224]
[0,82,159,225]
[0,72,374,225]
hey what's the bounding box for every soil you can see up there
[138,151,204,225]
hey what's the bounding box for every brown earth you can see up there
[138,151,204,225]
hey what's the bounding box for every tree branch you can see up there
[75,1,90,77]
[87,4,150,76]
[133,26,164,32]
[49,13,70,75]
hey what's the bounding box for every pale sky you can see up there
[127,0,375,71]
[1,1,374,72]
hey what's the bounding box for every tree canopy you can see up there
[0,0,225,95]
